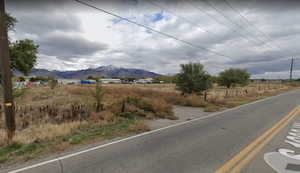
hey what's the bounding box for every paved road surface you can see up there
[3,89,300,173]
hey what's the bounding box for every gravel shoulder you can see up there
[146,106,211,129]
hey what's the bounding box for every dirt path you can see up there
[146,106,211,129]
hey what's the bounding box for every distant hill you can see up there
[25,65,162,79]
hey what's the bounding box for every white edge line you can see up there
[7,89,299,173]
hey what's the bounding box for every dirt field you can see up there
[0,82,299,167]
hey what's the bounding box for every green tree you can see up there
[218,68,250,88]
[48,75,58,89]
[87,75,102,81]
[29,76,48,82]
[175,63,212,95]
[6,13,17,32]
[87,75,94,80]
[18,76,25,82]
[10,39,38,75]
[153,76,177,83]
[3,14,38,76]
[210,76,219,83]
[91,80,105,112]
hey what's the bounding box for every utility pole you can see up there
[290,58,294,81]
[0,0,15,141]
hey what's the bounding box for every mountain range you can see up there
[25,65,162,79]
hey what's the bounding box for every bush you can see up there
[218,68,250,88]
[109,96,175,120]
[183,95,207,107]
[204,104,220,112]
[91,81,104,112]
[48,76,58,89]
[90,111,115,122]
[175,63,212,95]
[129,120,150,132]
[13,88,27,98]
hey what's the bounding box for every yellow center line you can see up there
[230,106,300,173]
[214,105,300,173]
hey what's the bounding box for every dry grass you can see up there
[104,84,177,92]
[90,111,116,122]
[15,121,86,145]
[0,85,177,141]
[0,117,146,166]
[0,121,87,146]
[129,120,151,132]
[204,104,221,112]
[0,82,299,166]
[0,85,177,166]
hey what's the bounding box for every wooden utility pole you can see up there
[0,0,15,141]
[290,58,294,81]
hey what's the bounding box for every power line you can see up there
[144,0,221,41]
[145,0,280,54]
[145,0,275,52]
[74,0,233,59]
[200,0,272,47]
[222,0,282,50]
[222,0,300,58]
[184,0,260,46]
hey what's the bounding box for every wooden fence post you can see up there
[121,99,126,113]
[204,91,207,102]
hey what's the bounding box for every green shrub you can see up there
[218,68,250,88]
[110,96,174,120]
[91,81,104,112]
[175,63,212,95]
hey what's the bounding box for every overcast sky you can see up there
[6,0,300,79]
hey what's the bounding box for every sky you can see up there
[6,0,300,79]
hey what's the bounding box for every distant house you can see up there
[80,80,96,85]
[14,82,27,89]
[27,81,40,87]
[135,78,153,84]
[40,81,48,86]
[58,79,80,85]
[100,78,121,84]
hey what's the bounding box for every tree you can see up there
[153,75,177,83]
[10,39,38,75]
[122,77,136,83]
[1,14,38,77]
[91,80,104,112]
[5,13,17,32]
[29,76,48,82]
[48,75,58,89]
[218,68,250,88]
[210,76,219,83]
[87,75,102,81]
[18,76,25,82]
[175,63,212,95]
[87,75,94,80]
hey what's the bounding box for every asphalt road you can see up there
[4,89,300,173]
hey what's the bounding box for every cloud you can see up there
[37,32,108,59]
[6,0,300,79]
[14,13,83,37]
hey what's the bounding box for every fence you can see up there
[204,83,287,101]
[0,103,90,130]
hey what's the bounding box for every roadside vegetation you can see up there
[1,81,299,165]
[1,15,300,168]
[1,59,300,168]
[0,84,175,167]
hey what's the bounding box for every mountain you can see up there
[26,65,162,79]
